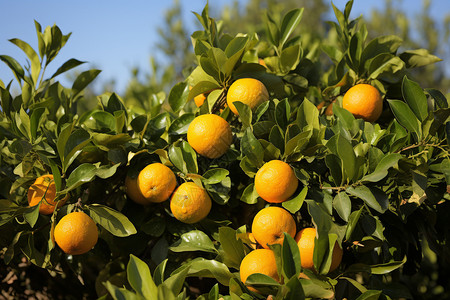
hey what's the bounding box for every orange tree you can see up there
[1,1,449,299]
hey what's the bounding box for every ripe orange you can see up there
[251,206,296,249]
[54,211,98,255]
[28,174,67,215]
[170,182,212,224]
[317,100,335,116]
[254,160,298,203]
[226,78,269,115]
[138,163,177,203]
[295,227,343,272]
[125,175,147,205]
[187,114,233,159]
[240,249,279,286]
[342,84,382,122]
[194,93,207,107]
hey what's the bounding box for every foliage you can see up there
[1,1,450,299]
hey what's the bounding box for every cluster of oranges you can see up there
[26,78,380,274]
[240,161,343,291]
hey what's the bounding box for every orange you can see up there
[342,84,382,122]
[187,114,232,159]
[258,58,267,68]
[194,93,207,107]
[317,100,335,116]
[295,227,343,272]
[27,174,67,215]
[125,175,147,205]
[226,78,269,115]
[137,163,177,203]
[254,160,298,203]
[54,211,98,255]
[240,249,279,287]
[251,206,296,249]
[170,182,212,224]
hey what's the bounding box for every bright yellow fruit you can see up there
[28,174,67,215]
[138,163,177,203]
[342,84,382,122]
[54,211,98,255]
[251,206,296,249]
[255,160,298,203]
[187,114,233,159]
[170,182,212,224]
[226,78,269,115]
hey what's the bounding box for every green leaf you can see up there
[361,153,402,182]
[240,183,259,204]
[325,154,343,186]
[9,38,41,85]
[368,54,405,80]
[168,82,189,112]
[171,258,233,286]
[245,273,281,287]
[202,168,230,185]
[355,290,381,300]
[233,101,252,130]
[360,35,403,71]
[29,107,46,142]
[336,134,356,182]
[168,141,198,174]
[0,55,25,83]
[333,192,351,222]
[345,206,364,241]
[72,69,101,97]
[280,8,304,47]
[168,113,195,136]
[265,12,280,46]
[169,230,218,253]
[127,254,158,299]
[280,44,301,73]
[282,233,301,279]
[63,128,91,172]
[275,99,291,130]
[63,163,119,193]
[187,81,220,102]
[282,186,307,214]
[51,58,85,78]
[87,204,137,237]
[388,100,421,141]
[218,227,245,269]
[402,76,428,121]
[399,49,442,68]
[346,186,388,213]
[23,203,41,228]
[285,275,305,299]
[370,256,407,275]
[104,281,140,300]
[426,88,448,109]
[162,264,190,297]
[241,127,264,168]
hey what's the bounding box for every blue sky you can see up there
[0,0,449,95]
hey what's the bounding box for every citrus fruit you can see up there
[125,175,147,205]
[194,93,207,107]
[251,206,296,249]
[28,174,67,215]
[137,163,177,203]
[226,78,269,115]
[295,227,343,272]
[187,114,233,159]
[170,182,212,224]
[254,160,298,203]
[240,249,279,286]
[54,211,98,255]
[317,100,335,116]
[342,84,382,122]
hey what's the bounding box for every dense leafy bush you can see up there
[1,1,449,299]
